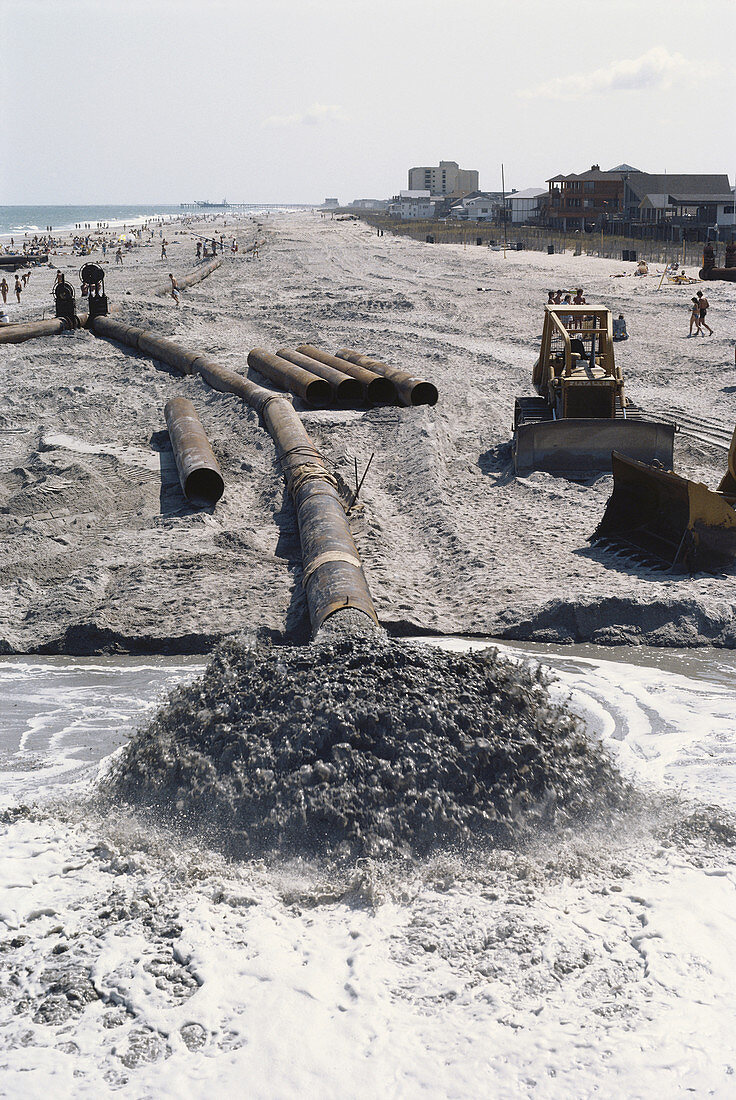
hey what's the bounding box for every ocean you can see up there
[0,204,190,240]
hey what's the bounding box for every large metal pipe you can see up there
[0,318,71,344]
[261,397,377,632]
[276,348,361,404]
[188,354,281,414]
[152,257,222,297]
[88,319,378,635]
[336,348,438,407]
[164,397,224,506]
[137,331,203,375]
[89,315,141,348]
[295,344,396,405]
[247,348,332,408]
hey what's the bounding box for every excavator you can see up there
[513,306,676,477]
[592,429,736,571]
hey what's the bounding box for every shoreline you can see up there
[1,210,734,655]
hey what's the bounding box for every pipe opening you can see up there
[304,378,332,408]
[411,381,439,407]
[183,468,225,506]
[366,377,396,405]
[335,378,362,404]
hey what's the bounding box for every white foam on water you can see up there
[1,644,735,1096]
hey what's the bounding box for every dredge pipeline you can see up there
[0,317,78,345]
[151,257,222,297]
[89,316,378,635]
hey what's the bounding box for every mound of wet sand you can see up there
[108,634,635,859]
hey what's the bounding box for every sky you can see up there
[2,0,735,204]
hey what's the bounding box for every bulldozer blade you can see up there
[593,451,736,571]
[513,419,675,478]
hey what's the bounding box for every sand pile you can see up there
[108,635,635,859]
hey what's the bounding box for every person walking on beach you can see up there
[0,277,8,304]
[14,275,22,303]
[116,247,123,265]
[161,240,167,260]
[169,273,180,306]
[688,297,702,337]
[696,290,712,336]
[196,241,202,260]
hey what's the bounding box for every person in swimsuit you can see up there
[696,291,712,336]
[688,297,702,337]
[14,275,22,303]
[169,273,181,306]
[0,277,7,304]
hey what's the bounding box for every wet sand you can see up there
[1,211,735,653]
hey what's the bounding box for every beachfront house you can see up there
[623,174,734,240]
[388,190,436,220]
[542,165,632,232]
[541,164,732,240]
[449,191,504,222]
[507,186,547,224]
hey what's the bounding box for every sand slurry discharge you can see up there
[108,634,634,860]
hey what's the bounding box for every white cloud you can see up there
[262,103,349,128]
[519,46,702,101]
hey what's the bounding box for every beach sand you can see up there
[1,211,734,653]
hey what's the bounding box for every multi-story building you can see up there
[623,173,733,239]
[408,161,479,197]
[542,165,632,231]
[507,186,547,224]
[388,190,435,220]
[541,165,733,239]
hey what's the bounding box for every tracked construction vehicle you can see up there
[592,427,736,571]
[513,306,675,477]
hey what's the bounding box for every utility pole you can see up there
[501,163,508,258]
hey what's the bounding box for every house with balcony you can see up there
[623,173,733,239]
[541,165,633,231]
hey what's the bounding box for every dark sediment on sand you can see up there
[106,635,636,860]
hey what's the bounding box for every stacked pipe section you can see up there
[336,348,438,407]
[88,316,378,634]
[295,345,396,404]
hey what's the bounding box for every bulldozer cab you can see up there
[533,306,623,420]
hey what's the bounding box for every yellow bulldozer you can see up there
[592,431,736,571]
[513,306,676,477]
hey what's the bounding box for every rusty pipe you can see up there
[247,348,331,408]
[0,318,72,344]
[151,257,222,297]
[261,398,378,633]
[137,331,203,375]
[296,344,396,405]
[336,348,438,407]
[164,396,224,506]
[89,319,378,635]
[276,348,361,405]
